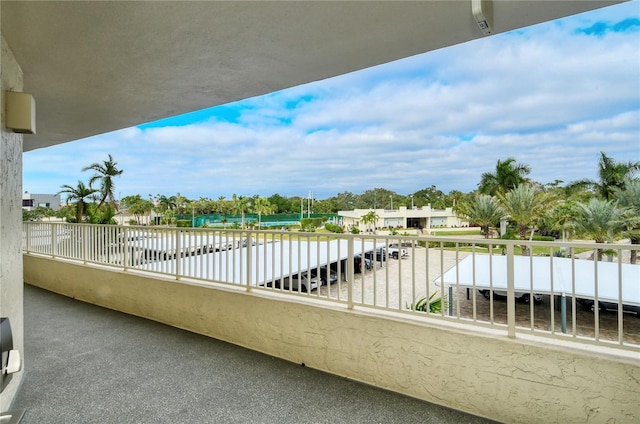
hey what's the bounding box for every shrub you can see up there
[176,220,192,227]
[407,292,445,313]
[324,223,344,233]
[350,227,360,234]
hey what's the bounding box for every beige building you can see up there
[339,206,467,233]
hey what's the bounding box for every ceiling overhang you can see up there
[1,1,625,152]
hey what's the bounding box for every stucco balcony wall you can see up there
[24,254,640,423]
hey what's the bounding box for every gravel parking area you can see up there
[318,246,640,346]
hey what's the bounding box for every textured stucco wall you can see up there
[0,35,25,411]
[24,255,640,423]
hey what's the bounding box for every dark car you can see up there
[309,266,338,285]
[353,255,374,273]
[577,298,640,316]
[364,248,387,262]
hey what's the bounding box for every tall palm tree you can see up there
[497,184,551,255]
[57,181,98,223]
[613,179,640,263]
[569,152,640,200]
[253,197,273,228]
[478,158,531,196]
[231,194,249,229]
[82,154,123,209]
[456,194,504,238]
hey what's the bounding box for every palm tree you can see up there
[82,154,123,209]
[540,201,576,242]
[156,195,177,212]
[478,158,531,196]
[613,179,640,263]
[361,210,379,232]
[456,194,505,238]
[497,184,551,255]
[253,197,273,228]
[595,152,640,200]
[569,152,640,200]
[571,198,626,259]
[231,194,249,229]
[57,181,98,223]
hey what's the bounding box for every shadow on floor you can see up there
[13,284,498,424]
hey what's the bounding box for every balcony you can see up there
[14,284,494,423]
[21,222,640,423]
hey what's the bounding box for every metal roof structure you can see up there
[436,255,640,306]
[139,239,383,286]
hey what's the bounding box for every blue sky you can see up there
[24,2,640,201]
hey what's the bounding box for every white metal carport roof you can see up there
[140,239,383,287]
[436,255,640,306]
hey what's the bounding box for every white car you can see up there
[386,244,409,259]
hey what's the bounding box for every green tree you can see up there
[414,185,446,209]
[456,194,504,238]
[22,206,55,222]
[540,201,577,242]
[231,194,249,229]
[478,158,531,196]
[121,195,154,224]
[156,194,177,212]
[571,198,626,258]
[252,197,274,228]
[86,203,117,225]
[356,188,396,210]
[360,210,379,232]
[613,179,640,263]
[497,184,551,255]
[82,154,123,209]
[332,191,358,211]
[267,193,292,213]
[569,152,640,200]
[57,181,99,223]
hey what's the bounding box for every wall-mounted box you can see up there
[5,91,36,134]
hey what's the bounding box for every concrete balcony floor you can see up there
[13,284,496,424]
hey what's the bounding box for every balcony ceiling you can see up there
[2,1,623,152]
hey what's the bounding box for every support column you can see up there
[0,35,26,411]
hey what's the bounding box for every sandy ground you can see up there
[316,246,640,346]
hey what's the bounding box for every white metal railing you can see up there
[22,222,640,351]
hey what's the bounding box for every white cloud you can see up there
[23,2,639,200]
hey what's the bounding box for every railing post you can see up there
[246,232,253,292]
[506,243,516,338]
[175,228,181,280]
[347,236,354,309]
[123,226,129,271]
[52,223,59,257]
[25,222,31,253]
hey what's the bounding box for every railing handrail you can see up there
[22,221,640,351]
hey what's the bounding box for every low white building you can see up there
[338,206,467,233]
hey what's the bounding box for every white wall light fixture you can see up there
[472,0,493,35]
[5,91,36,134]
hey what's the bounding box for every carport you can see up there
[436,255,640,332]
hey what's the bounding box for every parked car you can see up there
[365,248,387,262]
[274,272,321,292]
[479,290,543,303]
[309,266,338,285]
[353,255,374,273]
[577,298,640,316]
[387,244,409,259]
